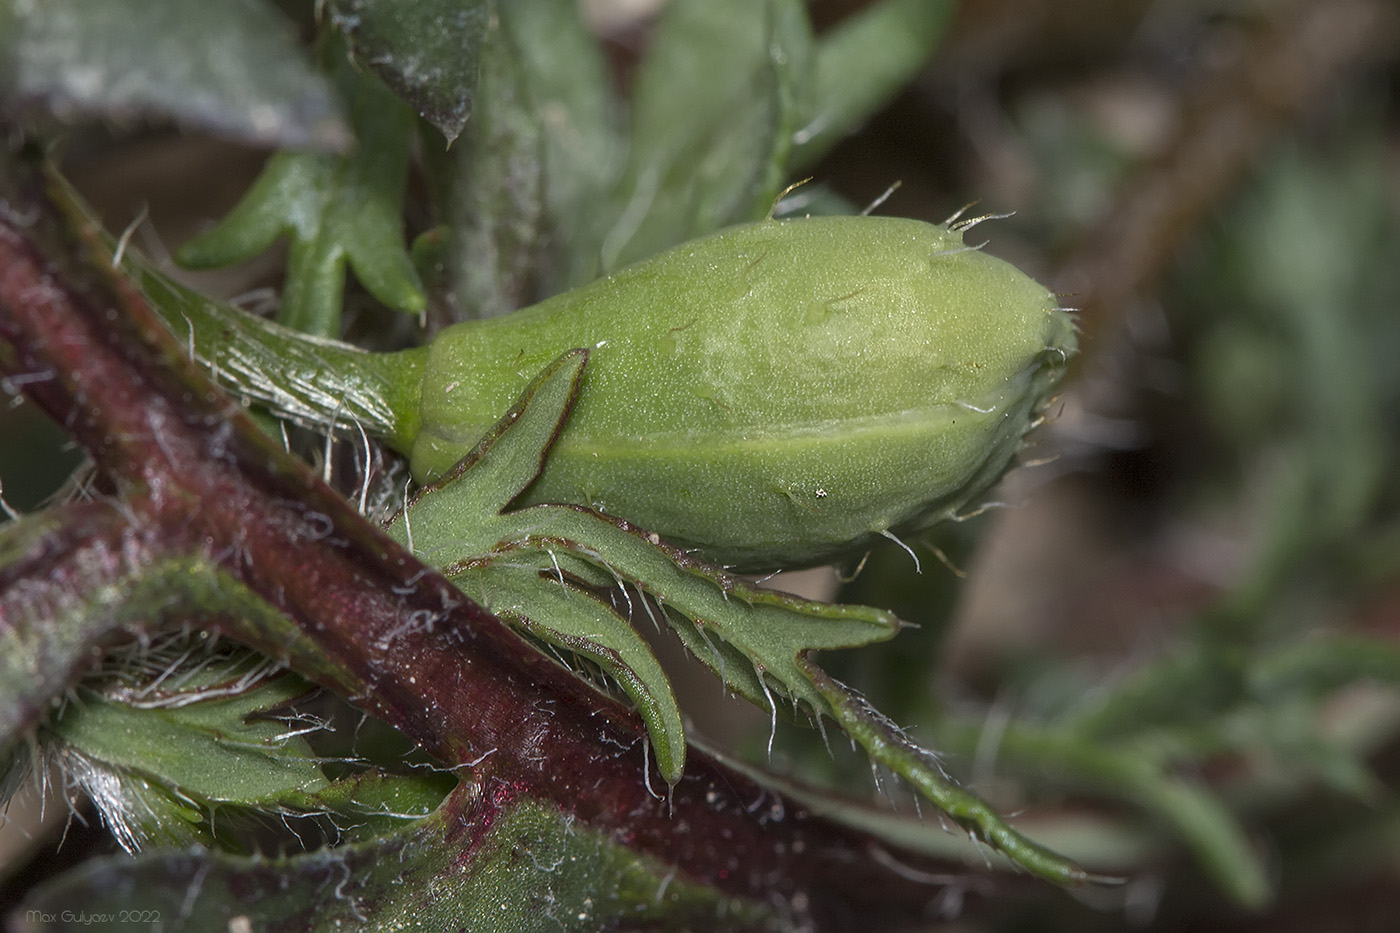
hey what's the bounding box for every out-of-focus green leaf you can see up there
[791,0,956,170]
[447,9,546,321]
[1253,635,1400,699]
[176,41,424,336]
[326,0,489,144]
[1229,148,1386,546]
[940,627,1400,906]
[0,0,346,149]
[499,0,619,293]
[450,0,621,318]
[1175,144,1393,635]
[0,2,18,127]
[601,0,813,270]
[925,713,1270,908]
[13,790,773,931]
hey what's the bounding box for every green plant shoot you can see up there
[153,213,1076,573]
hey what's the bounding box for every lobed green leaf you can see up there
[386,350,688,783]
[176,38,424,337]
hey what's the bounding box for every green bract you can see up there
[409,215,1075,569]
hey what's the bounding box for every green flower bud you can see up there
[410,215,1074,570]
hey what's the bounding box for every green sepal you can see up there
[491,503,900,720]
[176,36,425,336]
[801,660,1100,888]
[458,562,688,784]
[388,349,590,561]
[468,457,1099,886]
[384,349,1093,882]
[386,350,687,784]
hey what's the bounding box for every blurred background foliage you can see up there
[3,0,1400,929]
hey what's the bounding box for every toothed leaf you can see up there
[177,39,424,336]
[462,562,687,784]
[47,677,328,808]
[387,350,686,783]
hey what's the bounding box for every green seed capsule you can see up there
[410,215,1074,571]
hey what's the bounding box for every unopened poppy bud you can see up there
[410,215,1075,570]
